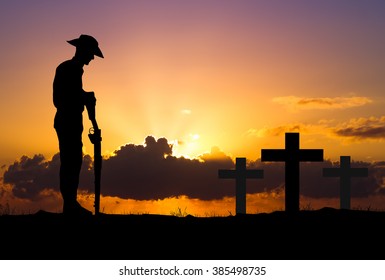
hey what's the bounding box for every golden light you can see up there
[169,133,202,159]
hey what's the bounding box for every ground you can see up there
[0,207,384,260]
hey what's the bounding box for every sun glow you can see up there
[169,133,203,159]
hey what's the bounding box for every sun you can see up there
[169,133,203,159]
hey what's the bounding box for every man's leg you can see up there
[59,143,82,211]
[56,128,91,215]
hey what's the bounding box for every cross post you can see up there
[323,156,368,210]
[218,157,264,214]
[261,132,323,213]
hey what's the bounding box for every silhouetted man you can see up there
[53,34,104,216]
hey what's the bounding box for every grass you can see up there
[203,210,233,217]
[2,202,385,217]
[351,205,385,212]
[170,206,190,217]
[170,207,236,217]
[0,202,19,215]
[300,202,314,211]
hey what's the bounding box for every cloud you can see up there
[101,136,235,200]
[332,116,385,141]
[2,153,93,201]
[247,123,314,137]
[250,159,384,199]
[246,121,331,138]
[2,135,385,204]
[248,116,385,142]
[3,136,234,201]
[273,95,372,112]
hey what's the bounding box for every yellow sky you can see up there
[1,1,385,166]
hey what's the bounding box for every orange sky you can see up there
[1,1,385,215]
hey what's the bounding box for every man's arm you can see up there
[84,91,99,130]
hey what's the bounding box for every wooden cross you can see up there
[261,132,323,213]
[218,157,264,214]
[323,156,368,210]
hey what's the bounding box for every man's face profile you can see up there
[78,48,95,65]
[84,52,94,65]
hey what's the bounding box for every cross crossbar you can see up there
[323,156,368,209]
[218,157,264,214]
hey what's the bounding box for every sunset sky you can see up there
[1,0,385,216]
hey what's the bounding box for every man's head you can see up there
[67,34,104,65]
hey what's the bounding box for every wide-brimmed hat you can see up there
[67,34,104,58]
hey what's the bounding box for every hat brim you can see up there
[93,47,104,58]
[67,39,104,58]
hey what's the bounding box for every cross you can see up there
[261,132,323,213]
[218,157,264,214]
[323,156,368,210]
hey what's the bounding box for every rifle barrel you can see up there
[89,128,102,216]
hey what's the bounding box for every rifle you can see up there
[85,92,102,216]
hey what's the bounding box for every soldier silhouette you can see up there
[53,34,103,216]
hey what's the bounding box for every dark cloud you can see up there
[334,126,385,139]
[2,135,385,201]
[332,116,385,140]
[101,136,234,200]
[2,136,235,200]
[3,154,58,199]
[251,159,383,199]
[3,153,93,200]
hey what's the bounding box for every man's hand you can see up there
[88,127,102,144]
